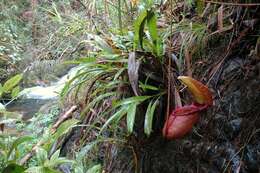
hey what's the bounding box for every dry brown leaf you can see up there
[217,5,224,31]
[128,52,140,96]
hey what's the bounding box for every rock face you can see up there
[6,99,51,120]
[106,54,260,173]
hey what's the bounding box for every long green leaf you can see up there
[100,107,127,133]
[147,10,163,56]
[127,103,137,134]
[147,11,157,46]
[80,92,117,117]
[134,9,147,50]
[144,99,158,136]
[53,119,79,140]
[113,96,151,108]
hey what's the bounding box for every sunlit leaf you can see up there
[3,74,23,92]
[147,11,157,45]
[11,86,20,98]
[144,99,158,136]
[127,103,137,134]
[134,9,147,50]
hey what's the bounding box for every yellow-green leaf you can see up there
[134,9,147,50]
[3,74,23,92]
[11,86,20,98]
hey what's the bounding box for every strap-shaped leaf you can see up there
[134,9,147,50]
[144,99,158,136]
[100,106,128,133]
[53,119,79,140]
[113,96,151,108]
[147,11,157,46]
[127,103,137,134]
[146,10,163,56]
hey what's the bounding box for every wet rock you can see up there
[212,157,225,170]
[222,58,243,79]
[224,118,242,139]
[6,99,51,120]
[244,145,259,172]
[225,147,241,172]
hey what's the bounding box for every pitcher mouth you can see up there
[163,76,213,140]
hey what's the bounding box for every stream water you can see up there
[6,66,82,119]
[21,66,81,100]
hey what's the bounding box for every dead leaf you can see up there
[177,76,213,105]
[217,5,224,31]
[128,52,140,96]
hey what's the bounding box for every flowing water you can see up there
[5,66,82,119]
[21,66,81,100]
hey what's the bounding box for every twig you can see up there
[51,105,77,133]
[19,105,77,165]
